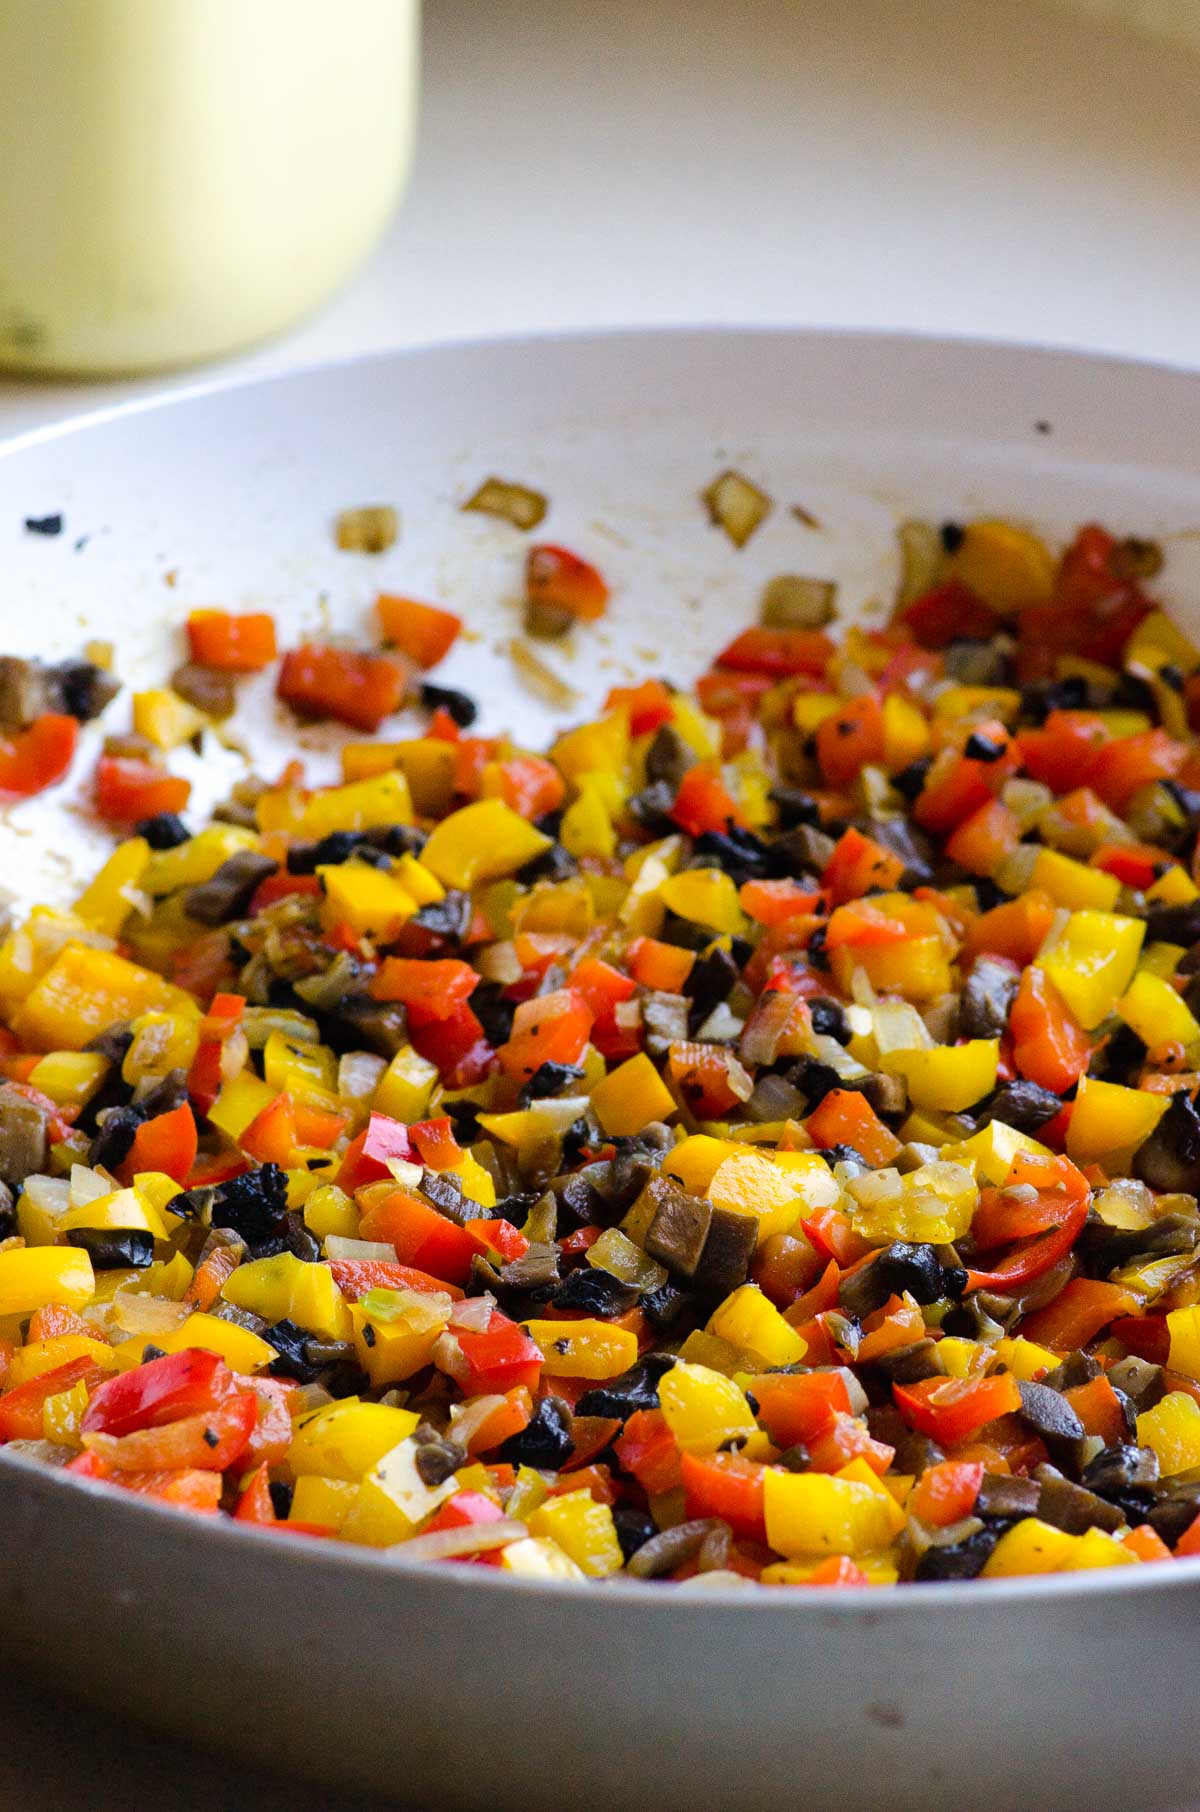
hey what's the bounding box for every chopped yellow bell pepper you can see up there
[42,1378,91,1445]
[74,837,152,936]
[523,1319,639,1380]
[123,1313,271,1373]
[792,693,840,734]
[304,1183,359,1242]
[420,800,552,890]
[1137,1391,1200,1477]
[847,1161,976,1245]
[589,1052,677,1137]
[289,1475,357,1531]
[499,1535,585,1579]
[658,869,746,936]
[1138,940,1187,980]
[0,1246,94,1316]
[933,685,1022,725]
[1166,1307,1200,1383]
[222,1253,352,1341]
[122,1010,201,1086]
[527,1490,624,1577]
[935,1337,986,1379]
[208,1070,278,1143]
[707,1284,806,1367]
[1065,1077,1167,1167]
[761,1555,899,1587]
[299,772,414,838]
[132,687,208,750]
[12,944,195,1052]
[1118,969,1200,1050]
[981,1517,1079,1577]
[1146,865,1199,906]
[992,1335,1060,1381]
[349,1289,454,1387]
[881,692,931,772]
[1125,610,1199,678]
[883,1039,998,1113]
[560,781,616,860]
[342,738,457,814]
[664,1134,752,1195]
[373,1044,439,1122]
[764,1460,906,1558]
[1029,847,1121,913]
[943,519,1055,614]
[658,1360,758,1453]
[262,1031,336,1099]
[288,1399,420,1481]
[551,712,630,782]
[1061,1528,1138,1571]
[59,1186,171,1240]
[1039,909,1145,1030]
[318,864,418,940]
[26,1050,109,1107]
[942,1119,1052,1186]
[832,935,952,1002]
[7,1333,119,1387]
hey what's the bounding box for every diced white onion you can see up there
[323,1236,396,1261]
[388,1519,528,1564]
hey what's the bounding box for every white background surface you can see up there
[1,0,1199,1806]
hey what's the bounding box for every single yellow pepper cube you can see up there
[707,1284,806,1367]
[551,712,630,782]
[991,1336,1060,1381]
[935,1337,986,1379]
[943,518,1055,614]
[664,1135,751,1195]
[121,1010,201,1087]
[1029,848,1121,913]
[1039,910,1145,1031]
[342,738,457,811]
[299,772,414,838]
[942,1119,1052,1186]
[27,1050,109,1107]
[421,800,553,891]
[1137,1392,1200,1477]
[1066,1077,1167,1167]
[132,687,208,750]
[658,1360,759,1454]
[138,1311,276,1374]
[981,1517,1079,1577]
[74,836,152,936]
[560,783,616,860]
[1166,1308,1200,1384]
[590,1052,677,1138]
[59,1187,171,1240]
[222,1253,352,1342]
[373,1044,439,1122]
[42,1378,91,1445]
[318,864,419,940]
[0,1246,94,1316]
[12,944,195,1052]
[288,1399,420,1481]
[289,1475,357,1532]
[883,1040,998,1113]
[349,1292,453,1388]
[527,1491,624,1578]
[341,1436,459,1546]
[443,1153,497,1208]
[1125,610,1200,676]
[1118,969,1200,1050]
[1061,1528,1138,1571]
[394,853,445,907]
[304,1183,360,1242]
[617,850,672,937]
[7,1333,119,1387]
[262,1031,337,1099]
[499,1535,586,1579]
[1146,865,1199,907]
[881,692,930,772]
[524,1319,639,1380]
[792,693,840,734]
[763,1464,905,1558]
[658,869,746,936]
[833,935,952,1002]
[208,1070,278,1143]
[1137,941,1187,980]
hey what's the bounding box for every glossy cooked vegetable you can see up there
[7,513,1200,1591]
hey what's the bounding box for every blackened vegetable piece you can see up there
[891,758,932,803]
[469,982,515,1049]
[1147,1481,1200,1548]
[626,1518,722,1579]
[693,825,772,885]
[1033,1466,1125,1535]
[645,724,695,789]
[1017,1382,1085,1451]
[808,996,849,1043]
[976,1080,1062,1134]
[500,1396,574,1469]
[576,1353,677,1420]
[185,851,278,924]
[518,1062,586,1107]
[66,1227,154,1269]
[211,1162,288,1244]
[1146,901,1200,947]
[414,1437,467,1487]
[419,681,477,728]
[685,947,740,1034]
[873,1339,942,1384]
[692,1205,759,1297]
[641,1176,714,1279]
[135,811,190,850]
[959,957,1019,1042]
[1082,1444,1159,1501]
[408,891,473,947]
[613,1508,658,1562]
[1134,1089,1200,1194]
[283,1211,322,1263]
[552,1267,641,1317]
[856,816,933,886]
[268,1481,294,1521]
[766,823,836,878]
[640,1280,695,1333]
[56,660,121,722]
[913,1523,1008,1581]
[0,1084,49,1187]
[975,1474,1041,1520]
[769,787,822,829]
[838,1242,951,1318]
[263,1318,321,1382]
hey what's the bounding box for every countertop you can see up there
[2,0,1199,1805]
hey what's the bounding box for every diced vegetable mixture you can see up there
[9,504,1200,1589]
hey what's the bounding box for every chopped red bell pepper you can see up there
[604,678,674,734]
[95,754,190,821]
[369,957,480,1025]
[82,1350,239,1437]
[377,594,462,669]
[336,1112,413,1192]
[909,1460,984,1527]
[489,754,565,820]
[328,1258,465,1302]
[277,642,408,732]
[357,1189,480,1286]
[670,764,747,835]
[680,1450,768,1542]
[525,544,609,622]
[1010,965,1092,1094]
[750,1370,852,1447]
[84,1392,257,1472]
[893,1373,1022,1446]
[446,1311,544,1396]
[409,1115,465,1171]
[0,713,78,802]
[896,580,1003,649]
[496,987,593,1080]
[119,1100,198,1185]
[186,609,277,671]
[815,695,885,788]
[0,1356,110,1443]
[714,627,835,678]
